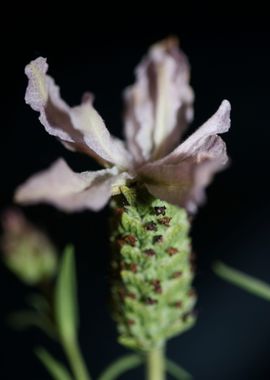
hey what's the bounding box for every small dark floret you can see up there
[158,216,171,226]
[153,235,163,244]
[154,206,166,216]
[124,234,137,246]
[171,271,182,278]
[145,297,157,305]
[166,247,178,256]
[130,263,138,273]
[144,221,157,231]
[151,279,162,294]
[144,249,156,257]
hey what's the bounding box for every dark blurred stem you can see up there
[146,346,165,380]
[38,279,58,337]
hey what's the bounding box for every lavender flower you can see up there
[15,38,231,213]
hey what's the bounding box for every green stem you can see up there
[213,261,270,301]
[166,359,192,380]
[62,337,91,380]
[98,354,143,380]
[146,347,165,380]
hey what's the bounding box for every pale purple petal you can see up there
[25,58,132,169]
[69,99,132,168]
[14,159,131,212]
[140,136,228,212]
[123,37,194,163]
[159,100,231,165]
[139,100,231,212]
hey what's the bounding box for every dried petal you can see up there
[160,100,231,165]
[123,37,194,163]
[15,159,131,212]
[139,100,231,212]
[25,57,131,168]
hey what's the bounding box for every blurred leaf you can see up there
[36,347,73,380]
[55,245,78,341]
[98,354,143,380]
[8,310,40,329]
[8,310,56,338]
[166,359,192,379]
[27,293,50,313]
[213,261,270,301]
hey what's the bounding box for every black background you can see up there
[1,9,270,380]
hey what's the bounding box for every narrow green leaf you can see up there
[36,347,73,380]
[213,261,270,301]
[98,354,143,380]
[166,359,192,380]
[8,310,56,339]
[55,245,78,341]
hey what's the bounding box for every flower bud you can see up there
[1,209,57,285]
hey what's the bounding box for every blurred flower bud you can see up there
[1,209,57,285]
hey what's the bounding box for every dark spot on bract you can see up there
[145,297,157,305]
[123,234,137,246]
[188,289,196,298]
[158,216,171,226]
[144,221,157,231]
[127,292,136,299]
[115,207,124,216]
[130,263,137,273]
[153,235,163,244]
[171,271,182,278]
[182,312,190,322]
[144,249,156,257]
[151,279,162,293]
[154,206,166,216]
[166,247,178,256]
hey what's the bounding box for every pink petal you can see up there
[25,58,131,169]
[123,37,194,163]
[139,100,231,212]
[14,159,130,212]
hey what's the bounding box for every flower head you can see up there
[15,38,231,213]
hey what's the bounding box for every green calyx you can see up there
[110,185,196,352]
